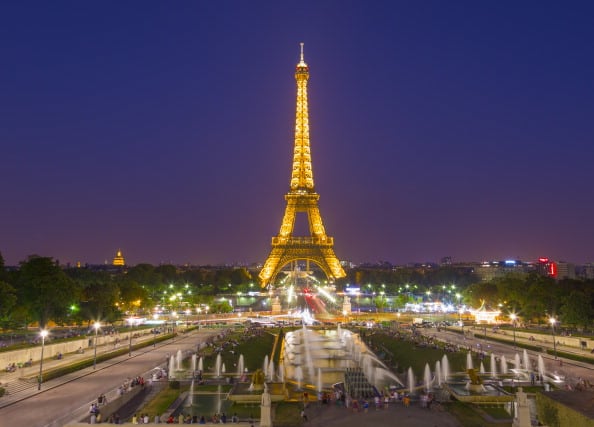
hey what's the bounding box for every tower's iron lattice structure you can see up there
[259,44,346,287]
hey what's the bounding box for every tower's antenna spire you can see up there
[298,42,307,66]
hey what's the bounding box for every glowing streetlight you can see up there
[93,322,101,369]
[549,317,557,359]
[38,329,48,390]
[510,313,517,350]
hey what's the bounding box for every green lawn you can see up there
[367,331,469,376]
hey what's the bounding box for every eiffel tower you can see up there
[259,44,346,287]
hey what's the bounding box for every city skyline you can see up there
[2,2,594,267]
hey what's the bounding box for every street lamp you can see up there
[185,309,191,330]
[549,317,557,359]
[38,329,48,390]
[172,311,177,342]
[153,314,159,348]
[510,313,517,350]
[93,322,101,369]
[128,316,134,357]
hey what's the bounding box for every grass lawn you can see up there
[367,331,469,376]
[140,386,181,416]
[447,402,512,427]
[212,330,276,374]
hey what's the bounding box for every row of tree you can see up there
[1,251,593,331]
[465,273,594,329]
[0,254,251,330]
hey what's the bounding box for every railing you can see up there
[271,236,333,246]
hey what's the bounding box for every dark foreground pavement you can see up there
[303,402,462,427]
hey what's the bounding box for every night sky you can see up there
[2,2,593,267]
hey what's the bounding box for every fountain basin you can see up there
[228,382,287,403]
[444,382,514,404]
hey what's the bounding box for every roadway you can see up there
[416,325,594,385]
[0,328,221,427]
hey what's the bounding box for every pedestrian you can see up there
[403,395,410,408]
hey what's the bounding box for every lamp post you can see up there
[172,311,177,342]
[510,313,517,350]
[153,314,159,348]
[93,322,101,369]
[549,317,557,360]
[38,329,48,390]
[128,317,134,357]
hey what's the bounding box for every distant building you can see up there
[579,263,594,280]
[556,261,576,280]
[536,257,557,277]
[474,259,532,282]
[112,249,125,266]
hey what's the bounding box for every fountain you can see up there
[424,363,432,391]
[435,360,442,387]
[281,326,403,393]
[490,353,497,377]
[222,363,226,375]
[168,355,176,379]
[466,352,474,370]
[537,355,545,382]
[295,366,303,389]
[479,362,485,374]
[191,353,197,373]
[523,349,530,371]
[176,350,183,372]
[317,368,323,392]
[268,360,275,381]
[442,355,450,381]
[186,379,195,406]
[237,354,244,379]
[500,355,507,375]
[198,356,204,372]
[263,355,269,378]
[407,367,415,395]
[215,353,222,377]
[514,353,521,370]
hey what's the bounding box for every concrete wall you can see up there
[0,330,153,369]
[78,384,145,424]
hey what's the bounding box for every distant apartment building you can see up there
[473,260,533,281]
[579,263,594,280]
[555,261,576,280]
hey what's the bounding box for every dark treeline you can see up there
[0,251,592,331]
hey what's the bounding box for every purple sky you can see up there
[2,2,593,267]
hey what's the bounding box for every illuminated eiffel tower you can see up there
[260,44,346,287]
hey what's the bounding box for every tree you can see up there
[17,256,81,328]
[80,281,121,324]
[560,290,593,330]
[118,278,149,315]
[0,280,17,330]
